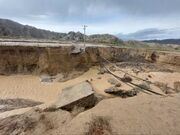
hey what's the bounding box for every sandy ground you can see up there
[61,94,180,135]
[1,94,180,135]
[0,66,179,118]
[0,66,180,134]
[0,66,179,103]
[0,67,112,103]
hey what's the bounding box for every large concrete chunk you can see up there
[70,45,83,54]
[56,81,96,111]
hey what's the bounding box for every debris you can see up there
[104,87,119,93]
[148,75,152,78]
[159,68,174,73]
[104,87,138,98]
[98,68,106,75]
[154,82,174,94]
[109,66,116,72]
[138,82,151,90]
[56,71,84,82]
[55,74,65,82]
[132,69,141,75]
[121,74,132,82]
[174,81,180,93]
[151,51,158,62]
[115,83,121,87]
[70,45,83,54]
[108,78,119,85]
[104,64,164,96]
[40,75,53,83]
[55,81,97,111]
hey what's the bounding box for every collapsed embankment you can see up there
[0,45,179,75]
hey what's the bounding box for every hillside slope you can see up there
[0,19,65,39]
[0,19,123,45]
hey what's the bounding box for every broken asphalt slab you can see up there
[55,81,97,111]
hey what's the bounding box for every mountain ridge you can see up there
[143,39,180,45]
[0,18,123,45]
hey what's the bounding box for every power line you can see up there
[83,25,88,48]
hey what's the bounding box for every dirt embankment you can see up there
[0,46,179,75]
[0,44,179,135]
[1,94,180,135]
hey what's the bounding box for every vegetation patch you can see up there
[86,116,112,135]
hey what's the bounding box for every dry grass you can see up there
[0,110,55,135]
[0,115,37,135]
[39,114,54,130]
[154,82,172,94]
[86,116,112,135]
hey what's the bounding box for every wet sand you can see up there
[0,67,113,103]
[0,67,179,104]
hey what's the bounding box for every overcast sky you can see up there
[0,0,180,40]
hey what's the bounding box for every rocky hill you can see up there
[0,19,123,45]
[88,34,123,44]
[0,19,65,39]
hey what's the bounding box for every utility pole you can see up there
[83,25,88,49]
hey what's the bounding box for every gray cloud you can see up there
[118,28,180,40]
[0,0,180,37]
[0,0,180,21]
